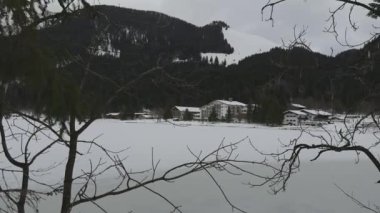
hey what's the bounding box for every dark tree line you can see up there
[2,4,380,126]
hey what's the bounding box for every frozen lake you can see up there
[42,161,378,213]
[1,119,379,212]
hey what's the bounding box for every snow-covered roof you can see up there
[302,109,332,116]
[317,111,332,116]
[173,106,201,113]
[291,103,306,109]
[106,112,120,116]
[302,109,318,115]
[216,100,246,106]
[284,110,307,116]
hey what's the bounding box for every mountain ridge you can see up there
[1,4,379,116]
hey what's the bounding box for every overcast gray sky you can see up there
[92,0,378,58]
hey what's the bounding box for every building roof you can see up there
[134,112,147,115]
[302,109,332,116]
[105,112,120,116]
[284,110,307,116]
[216,100,246,106]
[173,106,201,113]
[317,110,332,116]
[291,103,306,109]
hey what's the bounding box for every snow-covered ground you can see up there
[1,118,379,212]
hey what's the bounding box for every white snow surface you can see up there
[1,118,379,213]
[92,34,121,58]
[202,28,277,65]
[2,117,379,180]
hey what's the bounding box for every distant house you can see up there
[171,106,201,120]
[283,105,332,126]
[283,110,307,125]
[134,108,153,119]
[201,99,247,121]
[104,112,121,119]
[301,109,332,121]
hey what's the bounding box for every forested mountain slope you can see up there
[1,5,379,115]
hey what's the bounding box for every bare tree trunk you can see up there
[61,115,78,213]
[0,115,29,213]
[17,166,29,213]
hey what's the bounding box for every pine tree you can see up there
[163,108,172,120]
[209,57,214,64]
[202,56,209,65]
[208,107,218,122]
[226,106,232,123]
[214,56,219,65]
[258,95,284,125]
[368,0,380,18]
[221,59,227,67]
[246,102,253,123]
[183,109,193,121]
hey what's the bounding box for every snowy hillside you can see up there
[202,28,277,65]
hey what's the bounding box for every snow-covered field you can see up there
[1,118,379,213]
